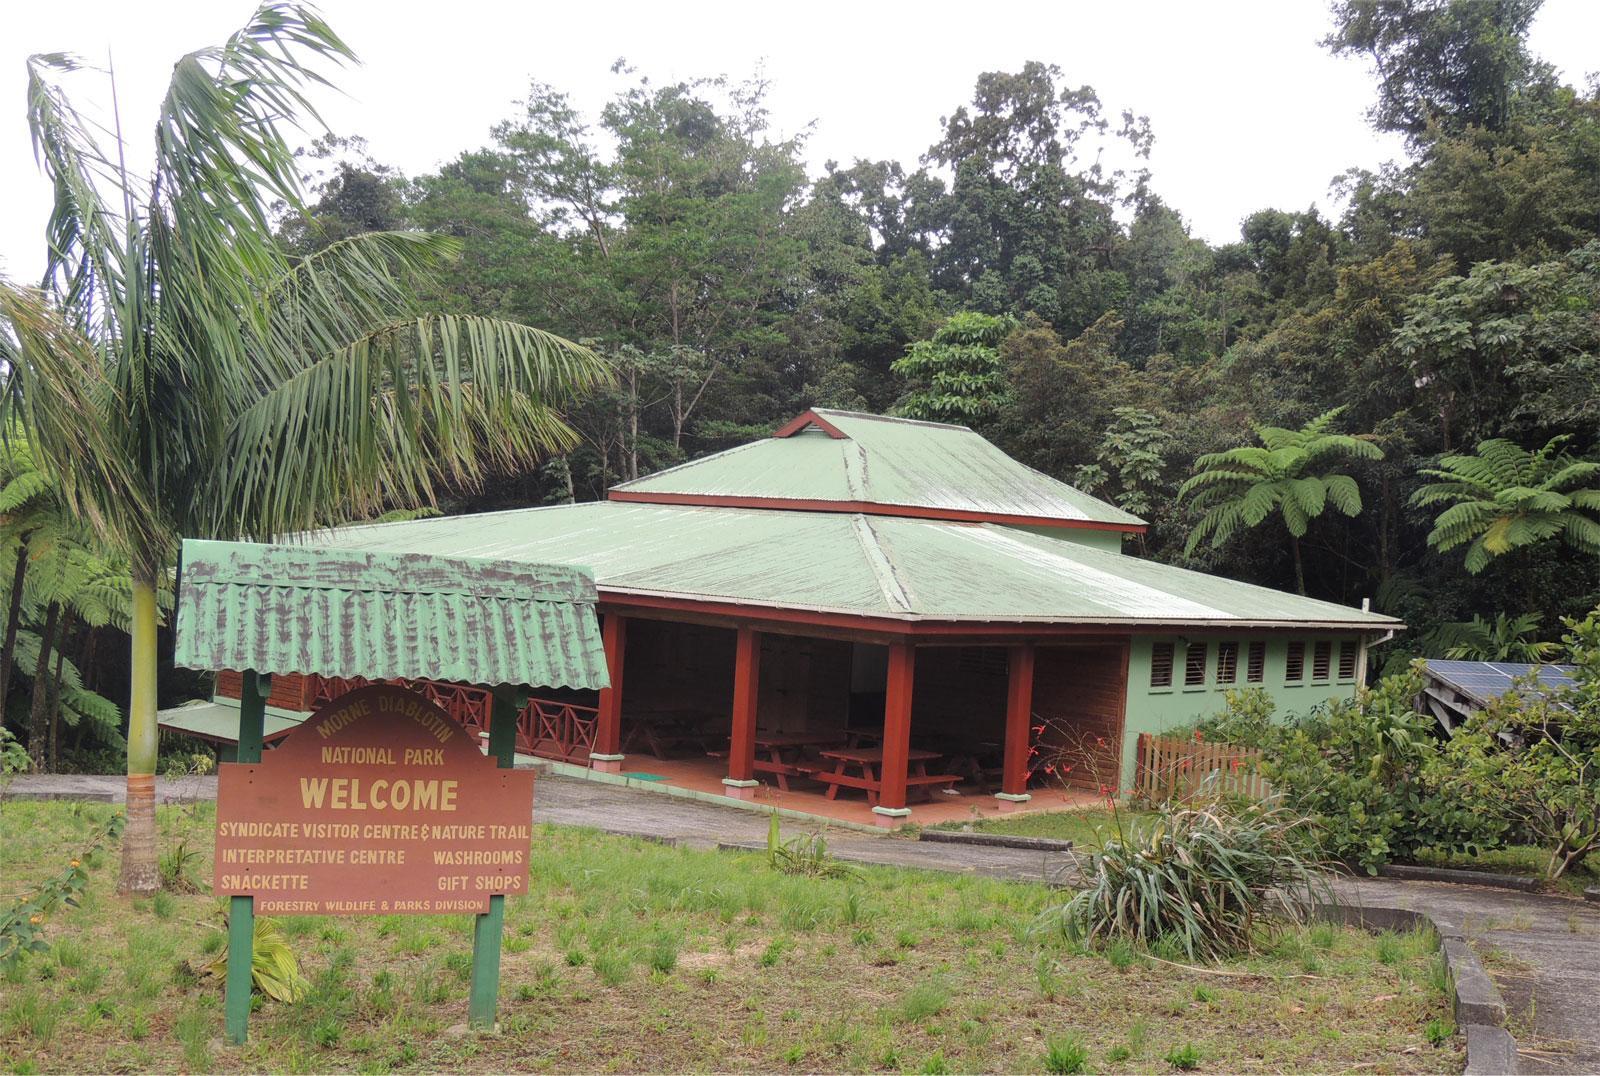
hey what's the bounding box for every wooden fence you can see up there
[1135,733,1272,803]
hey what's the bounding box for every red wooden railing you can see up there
[306,674,599,765]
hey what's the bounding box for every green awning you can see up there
[172,540,609,690]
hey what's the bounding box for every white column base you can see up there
[721,777,760,800]
[871,805,912,828]
[589,752,625,774]
[994,791,1031,813]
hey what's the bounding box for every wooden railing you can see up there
[307,674,599,765]
[1135,733,1271,804]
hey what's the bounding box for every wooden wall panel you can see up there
[1032,645,1129,791]
[214,670,313,711]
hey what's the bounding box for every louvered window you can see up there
[1185,643,1208,687]
[1150,643,1174,688]
[1338,640,1358,681]
[1312,641,1333,681]
[1246,641,1266,683]
[1285,641,1305,682]
[1216,642,1239,685]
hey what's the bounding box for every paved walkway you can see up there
[1333,875,1600,1073]
[11,771,1597,1069]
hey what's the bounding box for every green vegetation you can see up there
[1040,803,1328,961]
[1182,606,1600,885]
[0,802,1459,1073]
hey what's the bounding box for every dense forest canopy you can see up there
[274,0,1599,669]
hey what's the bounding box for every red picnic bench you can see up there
[813,747,962,805]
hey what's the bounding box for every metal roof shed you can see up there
[172,539,609,689]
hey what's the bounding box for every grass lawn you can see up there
[932,806,1149,850]
[2,800,1462,1074]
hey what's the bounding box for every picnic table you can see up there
[623,709,721,759]
[814,747,961,805]
[747,730,847,791]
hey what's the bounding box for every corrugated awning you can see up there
[172,539,609,690]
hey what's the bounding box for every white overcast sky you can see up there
[2,0,1597,281]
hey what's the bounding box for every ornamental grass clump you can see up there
[1042,802,1329,962]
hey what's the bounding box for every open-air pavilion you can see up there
[174,408,1400,827]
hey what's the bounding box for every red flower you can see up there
[1031,725,1045,734]
[1095,736,1105,747]
[1098,784,1109,795]
[1044,764,1056,775]
[1194,731,1204,743]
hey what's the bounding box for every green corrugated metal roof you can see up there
[172,540,609,688]
[158,700,307,743]
[611,409,1145,528]
[301,502,1399,630]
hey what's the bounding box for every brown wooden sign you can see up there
[215,684,534,915]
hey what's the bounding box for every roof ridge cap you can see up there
[812,408,973,433]
[849,515,917,614]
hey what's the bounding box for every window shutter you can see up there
[1150,643,1174,688]
[1285,641,1305,682]
[1216,642,1239,685]
[1185,643,1208,687]
[1312,641,1332,681]
[1338,640,1358,681]
[1246,641,1266,683]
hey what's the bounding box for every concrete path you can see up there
[5,773,217,803]
[1334,875,1600,1074]
[11,771,1597,1069]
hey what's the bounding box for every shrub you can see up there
[1165,1042,1202,1070]
[1039,801,1328,961]
[1043,1034,1089,1074]
[766,816,858,879]
[204,917,309,1003]
[1424,606,1600,881]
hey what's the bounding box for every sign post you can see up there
[468,685,523,1027]
[215,683,535,1042]
[224,670,269,1045]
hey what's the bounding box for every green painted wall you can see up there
[1115,632,1364,791]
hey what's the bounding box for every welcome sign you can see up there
[215,684,536,915]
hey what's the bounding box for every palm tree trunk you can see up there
[27,600,61,771]
[1290,535,1307,596]
[118,572,161,894]
[0,536,31,715]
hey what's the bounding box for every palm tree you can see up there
[1180,408,1383,595]
[0,6,608,891]
[1411,436,1600,574]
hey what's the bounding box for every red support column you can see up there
[999,644,1036,811]
[723,627,761,800]
[875,641,915,826]
[591,614,627,773]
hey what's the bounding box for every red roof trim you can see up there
[772,410,848,439]
[606,489,1146,533]
[600,592,1130,638]
[599,591,1393,638]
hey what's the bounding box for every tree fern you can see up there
[1179,407,1383,594]
[1412,436,1600,573]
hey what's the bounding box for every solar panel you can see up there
[1423,659,1577,710]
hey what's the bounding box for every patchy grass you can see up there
[1410,844,1599,897]
[0,800,1461,1073]
[933,807,1154,850]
